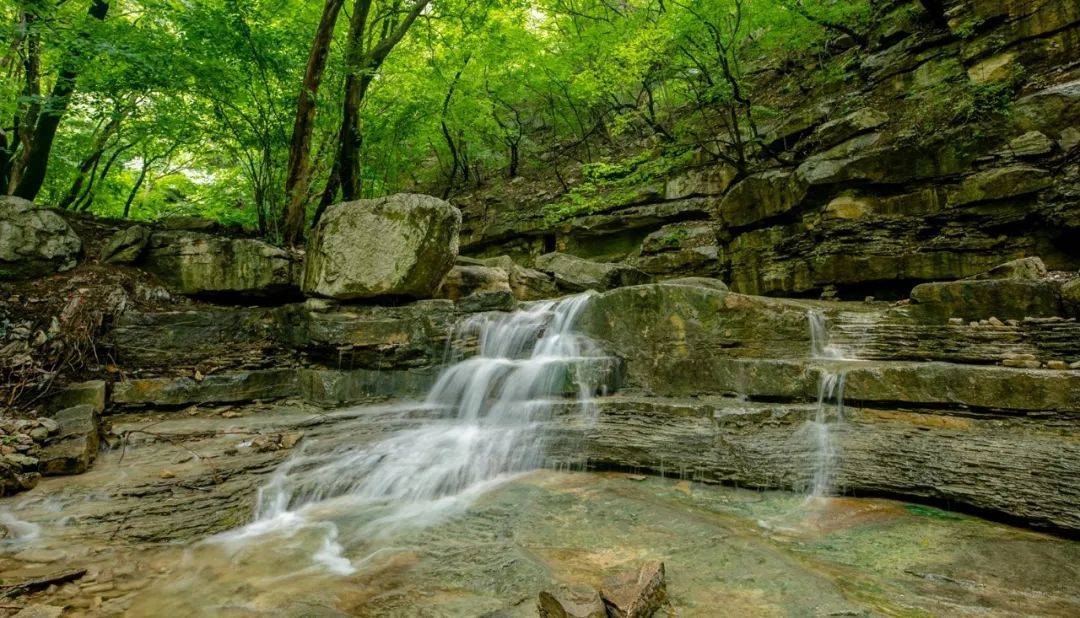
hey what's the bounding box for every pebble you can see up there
[987,317,1004,327]
[159,470,176,479]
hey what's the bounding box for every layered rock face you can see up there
[557,280,1080,533]
[303,193,461,300]
[142,231,298,298]
[456,0,1080,299]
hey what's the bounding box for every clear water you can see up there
[216,294,604,573]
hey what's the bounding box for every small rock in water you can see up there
[600,561,667,618]
[1045,360,1068,370]
[538,586,607,618]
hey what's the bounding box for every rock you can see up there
[811,108,889,150]
[538,586,607,618]
[300,367,442,404]
[1061,278,1080,318]
[0,196,82,279]
[966,52,1018,84]
[283,301,453,369]
[946,165,1052,206]
[100,225,150,264]
[111,369,300,407]
[1012,79,1080,134]
[909,278,1061,321]
[110,306,286,370]
[1046,360,1068,370]
[600,561,667,618]
[303,193,461,300]
[716,170,807,230]
[796,135,982,186]
[665,164,738,199]
[436,264,512,299]
[11,605,64,618]
[48,380,107,414]
[657,277,729,292]
[968,257,1048,281]
[159,215,217,231]
[534,252,650,292]
[1005,131,1055,157]
[143,231,297,297]
[12,548,68,564]
[0,456,39,496]
[472,255,558,301]
[38,405,100,476]
[631,222,720,278]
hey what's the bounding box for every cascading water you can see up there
[805,310,846,498]
[218,293,603,573]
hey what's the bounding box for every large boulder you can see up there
[303,194,461,300]
[534,252,650,292]
[142,231,297,297]
[0,196,81,280]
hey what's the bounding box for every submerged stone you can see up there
[600,561,667,618]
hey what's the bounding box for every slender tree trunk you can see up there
[439,56,470,199]
[123,164,149,218]
[14,0,109,201]
[281,0,346,246]
[76,140,134,212]
[331,0,431,203]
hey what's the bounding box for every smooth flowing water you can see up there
[805,310,847,497]
[219,293,603,573]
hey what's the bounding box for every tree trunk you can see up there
[123,164,149,218]
[281,0,346,246]
[76,140,134,212]
[331,0,431,203]
[14,0,109,201]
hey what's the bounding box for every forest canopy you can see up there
[1,0,871,243]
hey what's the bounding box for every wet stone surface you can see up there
[0,403,1077,617]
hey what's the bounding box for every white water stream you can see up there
[216,294,603,573]
[806,310,847,498]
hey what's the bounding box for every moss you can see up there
[544,148,696,224]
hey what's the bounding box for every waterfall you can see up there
[219,294,602,571]
[805,310,846,497]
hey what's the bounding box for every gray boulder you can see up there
[142,231,297,297]
[303,193,461,300]
[100,225,150,264]
[0,196,81,280]
[534,252,650,292]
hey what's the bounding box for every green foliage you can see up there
[2,0,874,237]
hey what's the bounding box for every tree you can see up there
[12,0,110,201]
[281,0,347,246]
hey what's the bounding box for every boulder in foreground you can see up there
[0,196,82,280]
[303,193,461,300]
